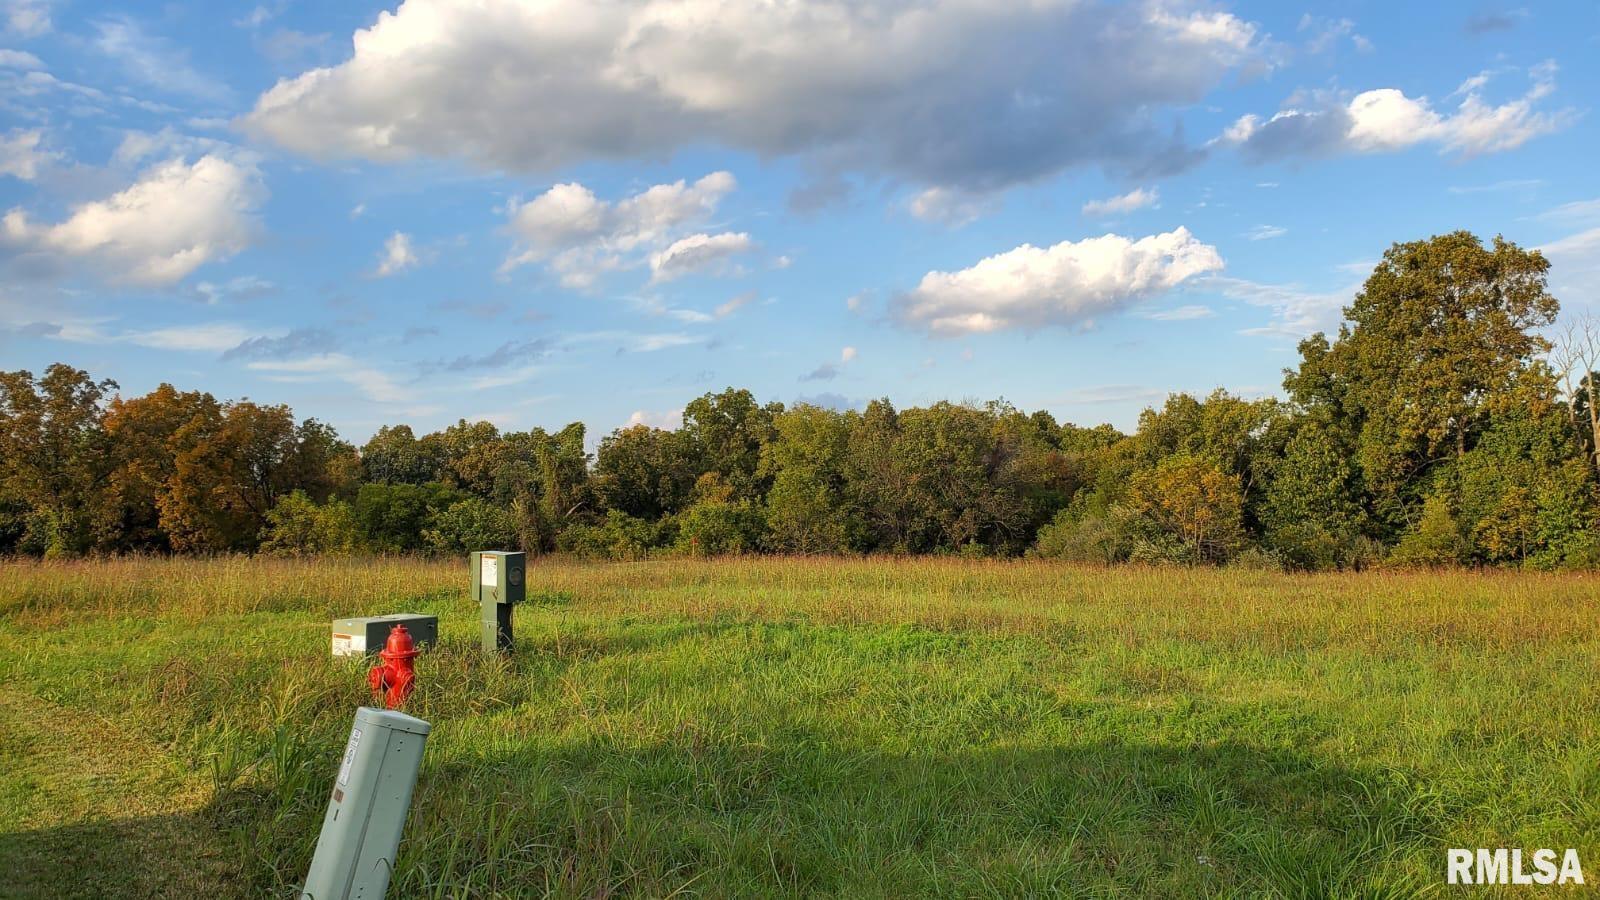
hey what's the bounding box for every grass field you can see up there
[1,556,1597,898]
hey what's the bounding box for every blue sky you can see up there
[2,0,1598,444]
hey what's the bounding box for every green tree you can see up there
[0,365,117,555]
[593,424,697,519]
[1260,421,1370,569]
[259,491,361,556]
[361,425,445,485]
[1287,232,1559,529]
[761,404,862,553]
[1125,454,1246,563]
[680,388,782,502]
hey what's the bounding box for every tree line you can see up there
[4,231,1598,569]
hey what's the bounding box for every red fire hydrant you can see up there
[367,623,420,709]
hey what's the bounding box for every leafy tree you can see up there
[761,404,862,553]
[1287,232,1559,529]
[0,365,117,555]
[1125,454,1245,563]
[560,510,662,559]
[259,491,360,556]
[593,424,697,519]
[361,425,445,485]
[680,388,782,502]
[160,402,347,552]
[95,384,219,552]
[353,481,462,552]
[423,497,517,553]
[1259,420,1369,569]
[675,474,766,556]
[1389,491,1464,567]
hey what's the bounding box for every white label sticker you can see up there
[337,727,362,788]
[480,555,498,587]
[331,633,352,656]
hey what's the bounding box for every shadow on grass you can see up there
[0,813,240,899]
[387,739,1441,897]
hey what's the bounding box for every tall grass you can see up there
[2,556,1597,897]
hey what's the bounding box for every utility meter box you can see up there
[331,614,438,658]
[472,550,525,652]
[300,707,431,900]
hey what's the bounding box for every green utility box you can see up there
[330,614,437,658]
[472,550,525,652]
[300,707,431,900]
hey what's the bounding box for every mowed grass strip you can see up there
[1,556,1597,898]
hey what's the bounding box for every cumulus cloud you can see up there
[649,231,753,282]
[1082,187,1159,217]
[504,171,738,288]
[373,231,418,277]
[893,227,1223,335]
[626,408,683,431]
[0,154,264,286]
[0,128,53,180]
[1217,63,1572,161]
[244,0,1260,190]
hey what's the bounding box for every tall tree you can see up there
[0,365,116,555]
[1285,232,1559,529]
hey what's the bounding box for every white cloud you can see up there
[1297,14,1371,55]
[894,227,1223,335]
[715,290,754,318]
[1082,187,1159,217]
[4,0,51,37]
[0,154,264,286]
[504,171,738,288]
[626,408,683,431]
[1217,63,1572,161]
[0,128,53,180]
[1200,274,1355,338]
[841,346,858,363]
[246,353,412,405]
[244,0,1261,189]
[45,319,262,352]
[373,231,418,277]
[649,231,752,282]
[1056,384,1166,405]
[0,48,42,69]
[93,16,232,103]
[908,187,995,226]
[1245,224,1287,241]
[1141,304,1215,321]
[1540,226,1600,302]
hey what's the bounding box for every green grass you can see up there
[1,556,1597,898]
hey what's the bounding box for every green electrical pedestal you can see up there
[472,550,525,652]
[300,707,431,900]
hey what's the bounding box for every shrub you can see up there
[675,498,766,556]
[1389,492,1463,567]
[259,491,360,556]
[1031,506,1138,564]
[559,510,662,560]
[423,498,516,554]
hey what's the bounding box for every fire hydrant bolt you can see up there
[367,623,420,709]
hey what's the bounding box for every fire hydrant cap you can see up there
[380,623,420,660]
